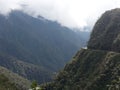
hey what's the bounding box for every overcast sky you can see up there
[0,0,120,30]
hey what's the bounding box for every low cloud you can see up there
[0,0,22,15]
[0,0,120,30]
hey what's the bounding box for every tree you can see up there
[31,80,38,90]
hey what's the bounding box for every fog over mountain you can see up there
[0,10,90,84]
[1,0,120,30]
[1,1,120,89]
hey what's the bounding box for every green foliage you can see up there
[107,76,120,90]
[0,74,19,90]
[30,81,45,90]
[42,49,120,90]
[0,53,53,84]
[0,66,31,90]
[31,81,38,89]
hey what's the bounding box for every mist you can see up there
[0,0,120,30]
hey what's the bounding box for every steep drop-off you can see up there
[42,8,120,90]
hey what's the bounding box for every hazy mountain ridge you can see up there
[0,10,89,71]
[0,10,89,84]
[42,8,120,90]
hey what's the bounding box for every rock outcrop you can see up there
[88,9,120,52]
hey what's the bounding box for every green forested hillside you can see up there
[0,66,31,90]
[42,8,120,90]
[0,74,19,90]
[42,49,120,90]
[0,53,52,84]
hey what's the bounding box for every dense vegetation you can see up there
[42,8,120,90]
[0,53,52,84]
[0,74,18,90]
[41,49,111,90]
[0,66,30,90]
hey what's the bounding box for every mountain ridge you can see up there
[0,10,89,84]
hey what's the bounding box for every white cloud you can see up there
[0,0,22,15]
[0,0,120,29]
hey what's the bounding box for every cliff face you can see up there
[88,9,120,52]
[42,9,120,90]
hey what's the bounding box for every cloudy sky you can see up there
[0,0,120,30]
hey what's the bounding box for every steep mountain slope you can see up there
[0,66,30,90]
[0,74,18,90]
[42,8,120,90]
[0,53,52,84]
[0,10,89,84]
[43,49,120,90]
[88,8,120,52]
[0,10,89,72]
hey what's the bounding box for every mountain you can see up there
[88,8,120,52]
[42,8,120,90]
[0,10,89,83]
[0,53,52,84]
[0,66,30,90]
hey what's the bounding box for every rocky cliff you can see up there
[42,8,120,90]
[88,9,120,52]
